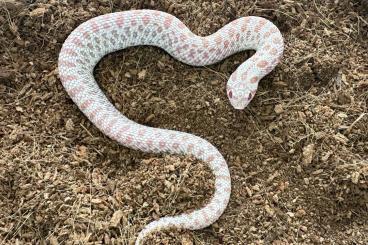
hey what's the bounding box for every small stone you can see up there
[351,171,360,184]
[296,165,302,173]
[274,104,284,114]
[65,118,74,131]
[15,106,23,112]
[138,69,147,80]
[75,145,88,158]
[304,178,310,185]
[296,209,306,217]
[287,212,295,218]
[300,225,308,232]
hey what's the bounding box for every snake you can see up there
[58,9,284,244]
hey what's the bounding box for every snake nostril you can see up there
[228,90,233,98]
[248,92,253,101]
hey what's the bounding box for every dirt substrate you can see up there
[0,0,367,244]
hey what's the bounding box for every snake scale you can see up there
[58,9,284,244]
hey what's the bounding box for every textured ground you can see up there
[0,0,367,244]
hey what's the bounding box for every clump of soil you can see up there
[0,0,367,244]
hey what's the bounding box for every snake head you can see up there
[227,76,258,110]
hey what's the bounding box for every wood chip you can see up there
[181,235,193,245]
[109,210,125,227]
[302,144,315,166]
[30,7,47,17]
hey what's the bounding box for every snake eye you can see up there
[228,90,233,98]
[248,92,253,101]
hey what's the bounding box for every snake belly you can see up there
[58,9,284,244]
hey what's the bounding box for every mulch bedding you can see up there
[0,0,367,244]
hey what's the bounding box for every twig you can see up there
[346,113,366,134]
[80,123,94,137]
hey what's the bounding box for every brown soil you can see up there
[0,0,367,244]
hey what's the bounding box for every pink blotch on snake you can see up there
[58,10,284,244]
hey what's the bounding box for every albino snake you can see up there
[58,9,284,244]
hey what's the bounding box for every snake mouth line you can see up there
[229,100,249,110]
[232,104,247,110]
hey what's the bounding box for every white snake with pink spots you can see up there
[58,10,284,244]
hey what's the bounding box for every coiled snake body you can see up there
[58,10,284,244]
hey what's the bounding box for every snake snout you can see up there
[232,101,248,110]
[229,95,249,110]
[227,89,255,110]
